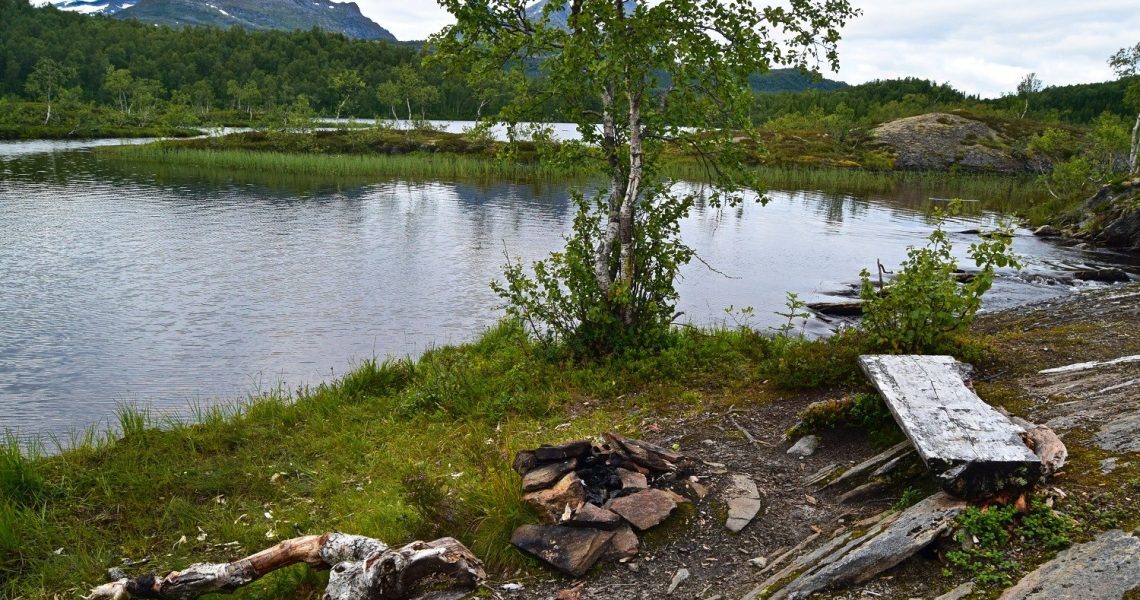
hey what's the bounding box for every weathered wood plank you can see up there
[858,355,1041,498]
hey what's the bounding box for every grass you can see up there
[1,320,788,599]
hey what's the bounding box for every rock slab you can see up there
[608,489,677,531]
[787,435,819,458]
[510,525,615,577]
[524,472,587,523]
[999,529,1140,599]
[725,474,763,533]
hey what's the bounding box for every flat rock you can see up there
[749,493,967,600]
[525,472,587,523]
[999,529,1140,599]
[562,502,621,531]
[608,489,677,531]
[510,525,615,578]
[617,468,648,491]
[1073,268,1131,284]
[787,435,819,458]
[603,524,639,560]
[534,440,593,461]
[604,432,686,473]
[934,582,975,600]
[724,474,763,533]
[522,458,578,492]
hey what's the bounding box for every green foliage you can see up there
[774,292,811,338]
[944,499,1074,588]
[439,0,858,356]
[764,328,870,389]
[787,392,903,446]
[0,441,43,508]
[893,487,925,511]
[858,203,1021,354]
[1019,498,1073,551]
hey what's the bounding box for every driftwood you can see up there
[859,355,1042,499]
[86,534,485,600]
[996,407,1068,478]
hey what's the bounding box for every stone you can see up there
[1100,457,1118,475]
[687,479,709,499]
[617,468,648,491]
[749,556,768,569]
[934,582,975,600]
[562,503,621,531]
[999,529,1140,599]
[524,472,587,523]
[534,440,593,461]
[554,584,584,600]
[521,458,578,492]
[603,525,639,560]
[748,493,967,600]
[510,525,615,578]
[787,435,819,458]
[666,568,690,595]
[1073,268,1131,284]
[512,451,538,475]
[724,474,763,533]
[604,432,687,473]
[608,489,678,531]
[1033,224,1060,237]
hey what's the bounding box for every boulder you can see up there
[1073,268,1131,284]
[1033,225,1060,237]
[999,529,1140,599]
[870,113,1028,173]
[524,472,587,523]
[608,489,678,531]
[510,525,616,577]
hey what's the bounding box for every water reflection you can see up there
[0,146,1137,443]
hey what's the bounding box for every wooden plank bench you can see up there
[858,355,1042,499]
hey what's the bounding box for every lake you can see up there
[1,138,1137,443]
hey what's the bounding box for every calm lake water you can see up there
[1,138,1137,443]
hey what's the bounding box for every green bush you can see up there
[788,392,903,446]
[859,203,1020,353]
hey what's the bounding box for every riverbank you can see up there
[4,284,1138,599]
[0,124,202,141]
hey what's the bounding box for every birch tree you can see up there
[25,58,73,125]
[433,0,858,354]
[1109,43,1140,175]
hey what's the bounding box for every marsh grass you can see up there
[2,321,778,599]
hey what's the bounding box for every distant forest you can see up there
[0,0,1130,126]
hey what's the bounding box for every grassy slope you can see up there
[2,322,782,598]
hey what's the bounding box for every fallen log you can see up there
[859,355,1042,499]
[86,534,485,600]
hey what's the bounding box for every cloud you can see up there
[333,2,1140,96]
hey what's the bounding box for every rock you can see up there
[666,568,690,595]
[1034,225,1061,237]
[823,442,915,491]
[806,300,864,318]
[524,472,587,523]
[1100,457,1118,475]
[687,479,709,499]
[724,474,763,533]
[554,584,584,600]
[803,463,842,488]
[521,458,578,492]
[787,435,819,458]
[562,503,621,531]
[604,432,688,473]
[749,556,768,569]
[748,493,966,600]
[999,529,1140,599]
[617,468,648,491]
[512,451,538,476]
[500,583,524,592]
[534,440,593,461]
[934,582,975,600]
[608,489,678,531]
[510,525,615,578]
[603,525,639,560]
[1073,268,1131,284]
[870,112,1028,173]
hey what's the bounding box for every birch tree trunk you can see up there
[594,84,622,294]
[1130,112,1139,175]
[618,91,643,324]
[86,534,484,600]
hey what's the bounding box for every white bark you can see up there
[1130,112,1139,176]
[595,85,622,294]
[86,534,484,600]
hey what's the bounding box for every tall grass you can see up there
[101,145,589,181]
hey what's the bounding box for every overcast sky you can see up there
[344,0,1139,98]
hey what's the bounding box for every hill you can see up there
[105,0,396,40]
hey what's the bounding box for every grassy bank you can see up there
[0,124,203,141]
[3,321,823,598]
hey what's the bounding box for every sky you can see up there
[341,0,1140,98]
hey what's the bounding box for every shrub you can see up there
[858,203,1020,353]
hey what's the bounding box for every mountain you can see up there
[750,69,847,93]
[525,0,636,29]
[47,0,396,40]
[43,0,135,14]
